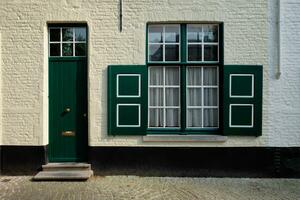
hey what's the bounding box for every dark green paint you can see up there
[118,105,139,126]
[231,76,253,96]
[49,57,88,162]
[118,76,139,96]
[223,65,263,136]
[108,65,147,135]
[231,105,253,126]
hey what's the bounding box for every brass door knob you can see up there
[64,108,71,113]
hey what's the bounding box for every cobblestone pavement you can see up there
[0,176,300,200]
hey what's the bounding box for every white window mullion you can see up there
[163,66,166,128]
[201,67,204,128]
[201,26,204,62]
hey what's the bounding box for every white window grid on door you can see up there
[148,24,181,62]
[48,27,87,57]
[148,66,181,128]
[186,66,219,129]
[186,24,219,63]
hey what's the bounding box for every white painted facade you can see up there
[0,0,299,147]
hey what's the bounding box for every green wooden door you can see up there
[49,57,88,162]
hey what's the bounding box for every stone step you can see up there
[42,163,91,171]
[33,170,93,181]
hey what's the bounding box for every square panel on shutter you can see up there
[117,104,141,127]
[117,74,141,98]
[229,104,253,128]
[230,74,254,98]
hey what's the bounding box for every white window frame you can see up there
[48,27,87,57]
[186,24,219,63]
[148,24,181,63]
[186,66,219,129]
[148,66,181,129]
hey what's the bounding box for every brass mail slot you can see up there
[62,131,76,137]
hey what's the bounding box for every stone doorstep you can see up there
[33,170,93,181]
[33,163,93,181]
[42,163,91,171]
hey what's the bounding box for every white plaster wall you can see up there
[267,0,300,147]
[0,0,297,147]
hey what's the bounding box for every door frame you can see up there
[47,23,89,163]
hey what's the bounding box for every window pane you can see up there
[50,43,60,56]
[149,108,164,127]
[150,88,163,106]
[166,88,179,106]
[203,88,218,106]
[188,44,202,61]
[149,67,163,85]
[62,43,73,56]
[203,108,218,127]
[149,25,163,43]
[166,109,180,127]
[165,25,179,43]
[165,45,179,61]
[187,88,202,106]
[50,29,60,42]
[62,28,73,41]
[203,67,218,86]
[187,67,202,85]
[187,25,202,43]
[187,109,202,127]
[203,25,218,42]
[75,28,86,41]
[75,43,86,56]
[204,45,218,61]
[149,44,163,61]
[165,67,179,85]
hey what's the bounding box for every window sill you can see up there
[143,134,227,142]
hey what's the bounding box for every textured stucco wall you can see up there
[0,0,298,147]
[268,0,300,147]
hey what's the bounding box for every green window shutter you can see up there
[223,65,263,136]
[108,65,147,135]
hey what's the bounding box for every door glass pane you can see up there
[62,28,73,41]
[187,67,202,85]
[165,45,179,61]
[203,108,218,127]
[50,43,60,56]
[203,88,218,106]
[50,28,60,42]
[149,108,164,127]
[203,25,218,42]
[166,109,179,127]
[165,25,179,43]
[187,25,202,43]
[187,88,202,106]
[150,88,163,106]
[149,25,163,43]
[165,67,179,85]
[187,108,202,127]
[204,45,218,61]
[188,44,202,61]
[166,88,179,106]
[149,44,163,61]
[62,43,73,56]
[203,67,218,86]
[149,67,163,85]
[75,28,86,41]
[75,43,86,56]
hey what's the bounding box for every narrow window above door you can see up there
[49,27,87,57]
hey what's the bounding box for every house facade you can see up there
[0,0,299,174]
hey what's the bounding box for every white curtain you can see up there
[149,66,180,127]
[187,66,218,128]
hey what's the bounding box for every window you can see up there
[49,27,87,57]
[108,23,263,137]
[147,24,220,131]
